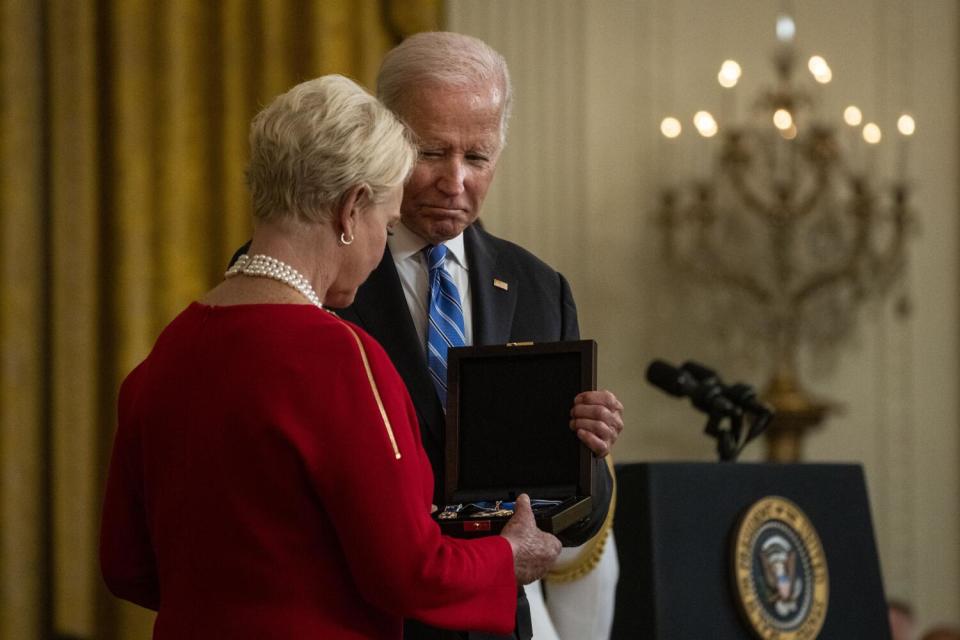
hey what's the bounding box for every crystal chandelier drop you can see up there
[656,14,916,461]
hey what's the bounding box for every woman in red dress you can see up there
[99,74,560,639]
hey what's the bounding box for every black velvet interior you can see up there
[455,351,581,498]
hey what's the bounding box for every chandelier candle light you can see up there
[656,14,915,462]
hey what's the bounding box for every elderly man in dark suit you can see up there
[335,32,625,640]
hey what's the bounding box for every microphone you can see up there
[646,358,774,461]
[679,361,773,418]
[645,360,740,417]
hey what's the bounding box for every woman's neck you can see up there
[246,218,337,302]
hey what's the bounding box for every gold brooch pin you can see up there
[493,278,509,291]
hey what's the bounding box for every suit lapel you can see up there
[466,226,517,345]
[348,249,444,443]
[351,229,520,442]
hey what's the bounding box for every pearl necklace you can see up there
[225,254,323,309]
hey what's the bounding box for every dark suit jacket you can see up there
[334,224,614,640]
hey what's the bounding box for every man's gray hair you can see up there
[246,74,416,222]
[377,31,513,147]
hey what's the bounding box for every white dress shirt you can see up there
[387,222,474,352]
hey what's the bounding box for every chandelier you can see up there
[656,14,916,461]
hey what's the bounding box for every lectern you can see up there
[612,462,890,639]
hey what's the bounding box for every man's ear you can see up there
[335,184,369,239]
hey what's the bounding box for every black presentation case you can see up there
[432,340,596,539]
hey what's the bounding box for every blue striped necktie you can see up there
[425,244,466,408]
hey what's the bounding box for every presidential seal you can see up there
[732,496,829,640]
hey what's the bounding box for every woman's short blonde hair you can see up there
[246,74,416,222]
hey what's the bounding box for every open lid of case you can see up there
[443,340,596,504]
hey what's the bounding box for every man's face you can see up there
[397,83,503,244]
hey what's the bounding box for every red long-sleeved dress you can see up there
[100,302,516,638]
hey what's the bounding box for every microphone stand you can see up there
[644,358,776,461]
[704,408,773,462]
[704,410,743,462]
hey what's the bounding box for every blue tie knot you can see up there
[426,244,447,271]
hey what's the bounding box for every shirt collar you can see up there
[388,221,468,270]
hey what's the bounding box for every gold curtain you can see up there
[0,1,440,638]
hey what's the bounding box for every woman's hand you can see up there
[499,494,562,584]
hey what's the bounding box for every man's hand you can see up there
[500,494,562,585]
[570,390,624,458]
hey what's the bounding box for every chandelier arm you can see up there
[792,263,859,307]
[791,215,873,304]
[791,164,910,304]
[863,207,910,294]
[727,170,777,222]
[699,240,775,303]
[709,268,774,306]
[668,250,773,306]
[662,180,774,305]
[792,170,832,220]
[793,190,823,219]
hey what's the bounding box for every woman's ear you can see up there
[335,184,369,241]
